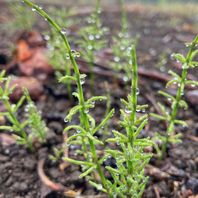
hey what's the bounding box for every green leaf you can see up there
[172,53,186,63]
[79,166,96,178]
[65,105,82,122]
[134,119,148,137]
[179,100,188,110]
[64,125,86,135]
[89,181,107,193]
[63,157,94,166]
[92,109,114,135]
[150,113,166,121]
[86,96,107,104]
[134,115,148,125]
[174,120,188,127]
[0,126,13,131]
[58,75,76,83]
[158,90,175,101]
[168,70,181,80]
[87,133,104,145]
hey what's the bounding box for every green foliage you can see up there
[76,0,108,89]
[5,2,35,32]
[24,90,47,143]
[44,7,78,98]
[22,0,113,195]
[151,36,198,158]
[105,47,152,197]
[111,0,138,82]
[0,71,46,150]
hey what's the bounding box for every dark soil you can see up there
[0,2,198,198]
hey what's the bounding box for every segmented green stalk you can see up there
[105,47,152,197]
[163,35,198,155]
[22,0,109,192]
[151,35,198,158]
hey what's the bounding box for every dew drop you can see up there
[71,50,80,58]
[77,130,81,133]
[44,35,50,41]
[120,46,125,51]
[60,29,67,35]
[136,88,140,95]
[87,45,93,50]
[95,34,100,39]
[64,118,68,123]
[125,109,132,114]
[32,8,36,12]
[89,35,94,41]
[97,184,103,190]
[191,84,196,88]
[123,76,129,82]
[114,56,120,63]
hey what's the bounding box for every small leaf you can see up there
[150,113,166,121]
[63,157,93,166]
[174,120,188,127]
[59,75,76,83]
[172,53,186,63]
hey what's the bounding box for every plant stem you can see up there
[23,0,108,192]
[163,36,198,157]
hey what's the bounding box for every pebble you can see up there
[186,178,198,194]
[13,182,28,193]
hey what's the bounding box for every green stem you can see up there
[3,100,32,149]
[22,0,108,193]
[163,36,198,156]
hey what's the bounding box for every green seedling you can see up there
[151,35,198,158]
[0,71,46,150]
[77,0,108,91]
[24,90,47,143]
[105,46,153,198]
[22,0,114,194]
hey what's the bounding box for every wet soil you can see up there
[0,2,198,198]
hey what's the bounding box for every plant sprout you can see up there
[0,71,46,150]
[151,35,198,158]
[22,0,114,194]
[105,46,153,197]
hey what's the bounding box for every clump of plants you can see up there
[22,1,153,197]
[0,71,46,150]
[151,36,198,158]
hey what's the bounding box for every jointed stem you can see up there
[163,36,198,156]
[23,0,108,192]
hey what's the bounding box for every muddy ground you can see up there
[0,2,198,198]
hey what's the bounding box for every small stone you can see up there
[186,178,198,194]
[186,90,198,106]
[13,182,28,193]
[24,158,36,171]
